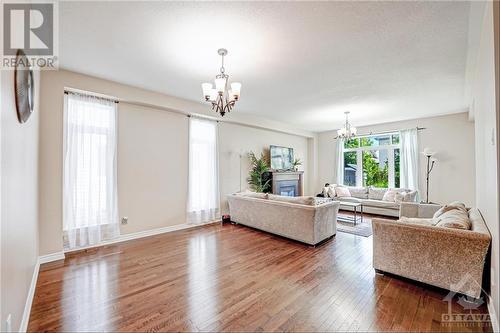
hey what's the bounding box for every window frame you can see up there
[343,132,401,188]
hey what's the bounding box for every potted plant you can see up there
[292,158,302,171]
[247,152,271,193]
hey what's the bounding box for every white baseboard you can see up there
[38,251,65,265]
[65,220,220,254]
[19,251,66,332]
[19,260,39,332]
[487,296,499,333]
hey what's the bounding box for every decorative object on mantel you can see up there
[14,49,35,123]
[336,111,357,140]
[292,158,302,171]
[201,48,242,117]
[247,152,271,193]
[422,147,438,204]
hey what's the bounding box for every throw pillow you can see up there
[368,187,387,200]
[268,194,315,205]
[433,201,467,219]
[240,191,268,199]
[347,186,369,199]
[382,189,398,202]
[335,186,351,197]
[435,209,471,230]
[394,191,407,204]
[402,191,418,202]
[399,217,436,226]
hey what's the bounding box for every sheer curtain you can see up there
[187,117,220,224]
[334,138,344,185]
[400,128,419,192]
[63,93,119,250]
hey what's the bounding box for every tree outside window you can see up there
[342,133,400,188]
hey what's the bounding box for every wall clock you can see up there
[14,49,35,123]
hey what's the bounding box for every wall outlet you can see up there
[5,314,12,332]
[121,217,128,225]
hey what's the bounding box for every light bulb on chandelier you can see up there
[337,111,357,140]
[201,48,242,117]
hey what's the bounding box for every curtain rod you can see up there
[186,114,220,123]
[334,127,426,140]
[64,90,119,104]
[363,126,426,136]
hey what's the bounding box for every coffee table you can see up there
[337,201,363,225]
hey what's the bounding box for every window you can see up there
[187,117,219,224]
[343,133,400,188]
[63,92,119,249]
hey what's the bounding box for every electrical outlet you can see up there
[121,217,128,225]
[5,314,12,332]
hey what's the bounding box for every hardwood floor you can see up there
[28,222,492,332]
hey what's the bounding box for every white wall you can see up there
[219,122,310,213]
[317,113,476,206]
[117,103,189,234]
[467,1,499,322]
[1,69,40,331]
[38,70,311,256]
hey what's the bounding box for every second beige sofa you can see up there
[228,193,340,245]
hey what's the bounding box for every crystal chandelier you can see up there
[201,48,241,117]
[337,111,357,140]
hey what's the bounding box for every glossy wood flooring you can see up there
[28,222,492,332]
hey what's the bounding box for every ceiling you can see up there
[59,1,471,132]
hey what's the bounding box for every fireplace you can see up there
[270,171,304,197]
[276,180,299,197]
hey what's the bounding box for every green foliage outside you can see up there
[247,152,271,193]
[342,136,401,188]
[362,151,388,187]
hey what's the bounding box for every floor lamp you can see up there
[423,147,437,204]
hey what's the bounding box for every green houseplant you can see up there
[292,158,302,171]
[247,152,271,193]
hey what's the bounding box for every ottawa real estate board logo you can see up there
[1,1,58,69]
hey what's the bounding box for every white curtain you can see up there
[400,128,419,192]
[187,117,220,224]
[334,138,344,185]
[63,93,119,250]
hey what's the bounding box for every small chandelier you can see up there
[201,48,241,117]
[337,111,357,140]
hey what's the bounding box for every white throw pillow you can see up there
[403,191,418,202]
[268,194,315,206]
[433,202,467,219]
[335,186,351,197]
[368,187,387,200]
[394,191,407,204]
[435,209,471,230]
[382,189,399,202]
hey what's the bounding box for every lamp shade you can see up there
[215,77,227,94]
[230,82,241,97]
[201,83,212,98]
[423,147,436,156]
[209,89,218,102]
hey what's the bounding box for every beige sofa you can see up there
[372,202,491,298]
[323,185,417,217]
[227,193,340,245]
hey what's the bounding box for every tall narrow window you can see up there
[63,92,119,249]
[187,117,219,224]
